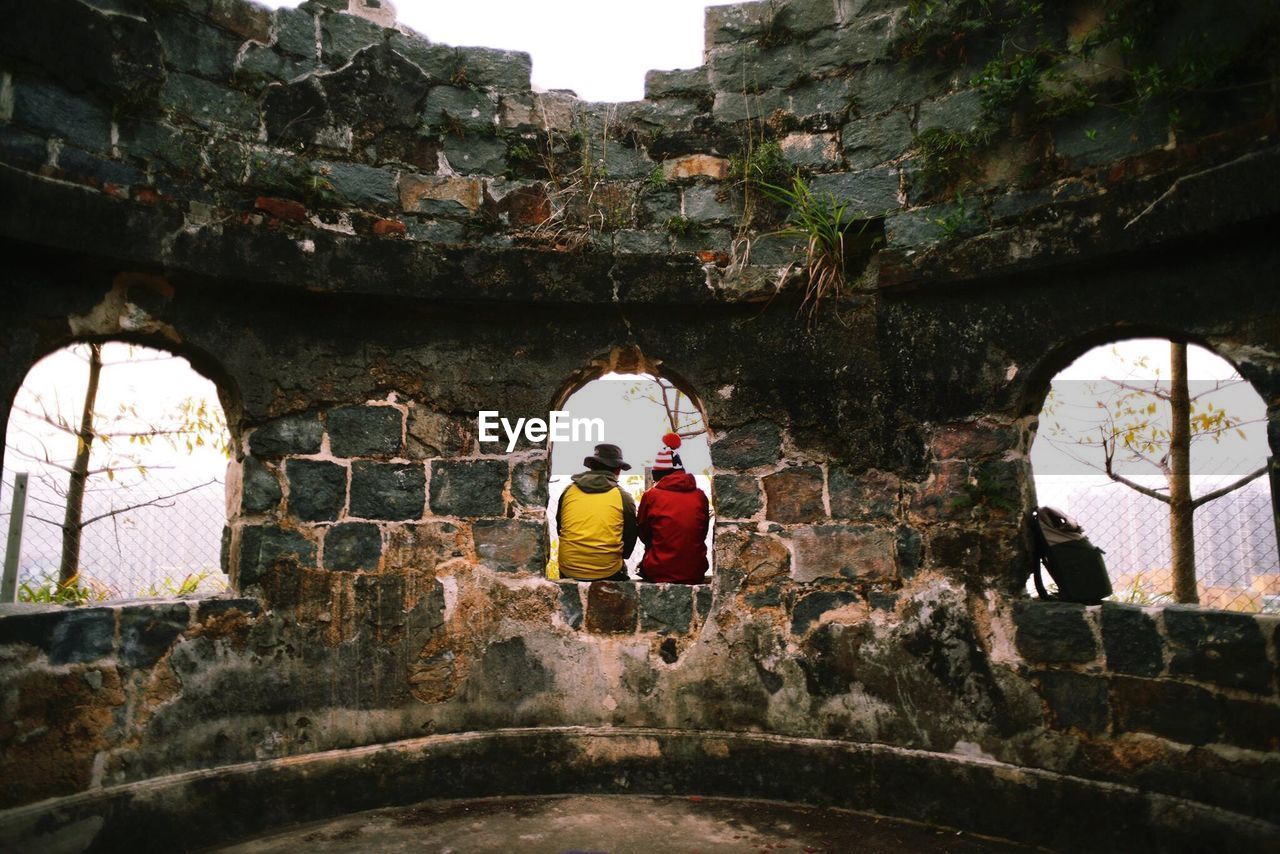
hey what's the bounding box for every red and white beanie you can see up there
[653,432,684,471]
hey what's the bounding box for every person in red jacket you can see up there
[637,433,710,584]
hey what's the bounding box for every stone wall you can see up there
[1,0,1279,848]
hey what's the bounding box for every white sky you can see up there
[1030,339,1269,480]
[257,0,739,101]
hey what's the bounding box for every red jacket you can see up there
[637,472,710,584]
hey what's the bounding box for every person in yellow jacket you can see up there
[556,443,637,581]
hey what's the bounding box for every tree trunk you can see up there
[58,343,102,584]
[1168,341,1198,604]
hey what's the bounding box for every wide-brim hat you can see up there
[584,443,631,471]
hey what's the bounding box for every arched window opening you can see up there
[1030,338,1274,612]
[1,342,231,604]
[546,371,714,582]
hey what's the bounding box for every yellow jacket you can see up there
[556,470,637,580]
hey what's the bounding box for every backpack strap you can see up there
[1027,508,1055,600]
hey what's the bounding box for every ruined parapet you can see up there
[0,1,1278,849]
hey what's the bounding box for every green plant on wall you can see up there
[758,175,864,325]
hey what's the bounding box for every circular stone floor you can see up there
[216,794,1030,853]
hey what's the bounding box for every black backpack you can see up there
[1028,506,1112,605]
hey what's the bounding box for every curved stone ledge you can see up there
[1,727,1275,853]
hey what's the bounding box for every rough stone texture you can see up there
[638,584,694,634]
[323,522,383,572]
[710,422,782,470]
[237,525,317,586]
[119,603,191,669]
[429,460,507,517]
[1110,675,1220,745]
[472,519,544,573]
[406,408,474,458]
[1034,670,1109,736]
[763,466,825,523]
[713,474,762,518]
[1013,602,1097,664]
[328,405,404,458]
[788,525,895,583]
[240,456,283,515]
[585,582,638,634]
[250,414,324,457]
[1163,608,1273,694]
[285,460,348,522]
[1100,603,1163,677]
[349,461,425,521]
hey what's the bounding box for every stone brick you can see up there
[400,174,483,215]
[406,407,474,458]
[713,474,762,519]
[791,590,859,635]
[930,420,1020,460]
[240,456,283,515]
[614,229,668,255]
[895,525,922,578]
[285,459,347,522]
[916,89,985,136]
[763,466,826,523]
[119,603,191,669]
[638,584,694,634]
[250,413,324,457]
[780,132,839,169]
[710,421,782,470]
[195,597,261,623]
[350,461,425,521]
[1163,608,1272,694]
[0,126,51,171]
[154,12,242,80]
[1013,601,1097,664]
[645,68,710,100]
[275,7,319,58]
[383,521,466,571]
[429,459,508,517]
[558,582,584,629]
[48,608,116,665]
[511,460,549,507]
[235,44,317,91]
[424,86,497,133]
[1035,670,1109,735]
[12,78,111,153]
[585,582,638,634]
[1111,675,1219,745]
[1100,603,1163,677]
[1218,696,1280,751]
[209,0,272,41]
[323,522,382,572]
[828,466,898,522]
[682,185,739,223]
[788,525,895,583]
[695,585,713,621]
[161,73,259,132]
[473,519,545,573]
[442,136,507,176]
[256,195,307,222]
[320,10,385,65]
[1053,104,1168,167]
[810,167,900,215]
[318,162,398,208]
[327,405,403,458]
[237,524,317,585]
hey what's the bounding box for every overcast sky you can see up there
[257,0,738,101]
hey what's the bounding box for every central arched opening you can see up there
[546,361,713,582]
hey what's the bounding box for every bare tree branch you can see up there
[1191,466,1268,509]
[78,479,218,528]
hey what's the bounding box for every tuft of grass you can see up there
[665,216,705,238]
[758,176,865,325]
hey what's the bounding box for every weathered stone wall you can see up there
[1,0,1278,848]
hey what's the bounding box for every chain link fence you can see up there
[0,471,227,602]
[1035,474,1279,613]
